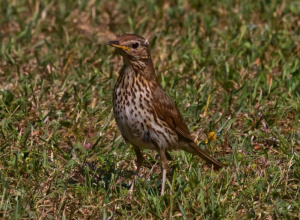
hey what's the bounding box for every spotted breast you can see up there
[113,65,178,152]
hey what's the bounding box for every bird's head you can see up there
[108,34,151,67]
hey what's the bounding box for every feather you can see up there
[152,84,223,169]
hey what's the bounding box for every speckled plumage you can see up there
[109,34,223,195]
[113,66,178,152]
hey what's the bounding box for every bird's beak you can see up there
[107,41,130,51]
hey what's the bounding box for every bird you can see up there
[108,34,223,195]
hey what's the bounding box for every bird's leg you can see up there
[159,149,168,196]
[130,145,144,193]
[133,146,144,175]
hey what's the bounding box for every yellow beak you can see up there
[107,41,130,51]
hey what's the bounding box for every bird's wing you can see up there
[152,85,223,169]
[152,85,194,142]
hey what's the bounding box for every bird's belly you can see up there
[115,107,158,150]
[113,89,178,151]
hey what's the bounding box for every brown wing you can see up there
[152,85,194,142]
[152,85,223,169]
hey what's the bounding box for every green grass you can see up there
[0,0,300,219]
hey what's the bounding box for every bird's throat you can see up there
[122,58,156,83]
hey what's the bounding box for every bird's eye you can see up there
[132,42,139,49]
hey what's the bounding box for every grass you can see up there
[0,0,299,219]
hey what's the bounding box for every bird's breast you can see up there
[113,68,178,151]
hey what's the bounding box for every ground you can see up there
[0,0,299,219]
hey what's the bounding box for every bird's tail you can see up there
[188,142,223,169]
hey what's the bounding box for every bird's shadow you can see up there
[67,160,134,191]
[66,156,177,195]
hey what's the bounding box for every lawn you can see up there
[0,0,299,219]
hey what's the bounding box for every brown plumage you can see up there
[108,34,223,195]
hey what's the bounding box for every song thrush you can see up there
[108,34,223,195]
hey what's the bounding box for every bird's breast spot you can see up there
[143,130,151,142]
